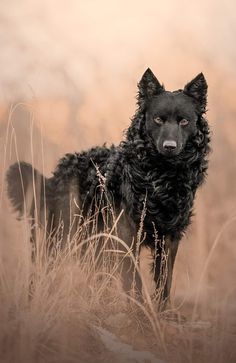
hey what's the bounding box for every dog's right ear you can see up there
[183,73,208,113]
[137,68,164,108]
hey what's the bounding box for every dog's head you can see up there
[138,68,208,157]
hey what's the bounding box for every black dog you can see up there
[7,68,210,305]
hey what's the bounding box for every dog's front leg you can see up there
[152,237,179,309]
[139,245,156,299]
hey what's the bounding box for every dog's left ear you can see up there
[184,73,208,113]
[138,68,164,107]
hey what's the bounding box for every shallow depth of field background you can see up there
[0,0,236,361]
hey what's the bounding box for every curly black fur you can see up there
[51,72,210,244]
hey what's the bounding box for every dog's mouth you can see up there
[163,150,178,157]
[161,149,180,157]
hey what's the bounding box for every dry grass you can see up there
[0,210,164,363]
[1,212,236,363]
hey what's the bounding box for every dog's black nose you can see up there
[163,140,177,150]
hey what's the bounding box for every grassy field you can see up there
[0,206,236,363]
[0,99,236,363]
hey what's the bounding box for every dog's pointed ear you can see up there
[138,68,164,106]
[184,73,208,112]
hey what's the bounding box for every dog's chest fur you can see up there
[107,146,199,242]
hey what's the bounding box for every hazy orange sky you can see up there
[1,0,236,100]
[1,0,236,154]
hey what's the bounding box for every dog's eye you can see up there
[153,116,163,125]
[179,118,189,126]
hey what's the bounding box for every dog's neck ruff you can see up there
[110,110,210,241]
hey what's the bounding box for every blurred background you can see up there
[0,0,236,320]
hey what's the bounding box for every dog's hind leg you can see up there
[51,176,81,251]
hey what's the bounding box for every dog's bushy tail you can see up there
[6,162,83,254]
[6,162,50,222]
